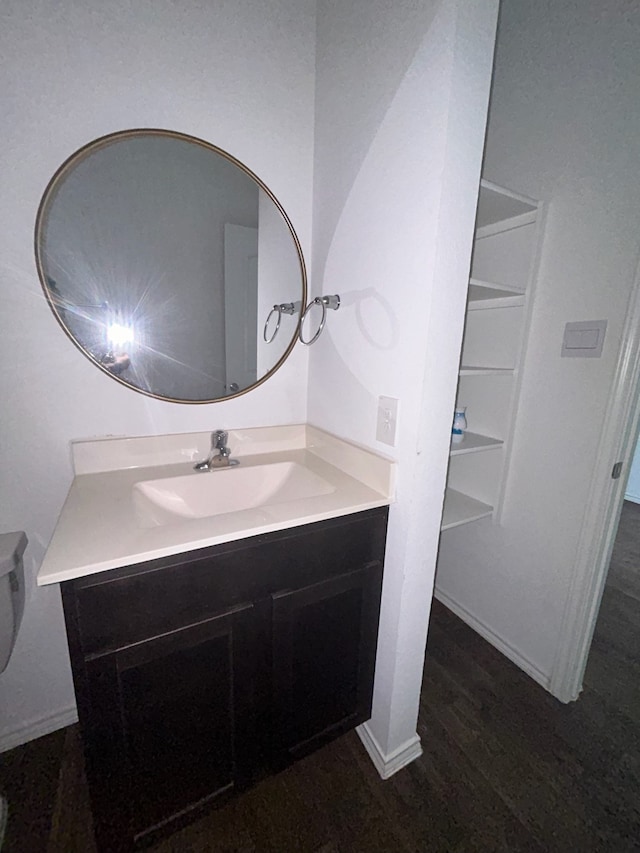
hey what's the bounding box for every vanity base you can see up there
[61,507,388,852]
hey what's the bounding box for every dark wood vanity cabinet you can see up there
[61,507,388,852]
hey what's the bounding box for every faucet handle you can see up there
[213,430,228,449]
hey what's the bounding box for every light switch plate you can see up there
[376,396,398,446]
[561,320,607,358]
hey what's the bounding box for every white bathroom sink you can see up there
[133,461,336,527]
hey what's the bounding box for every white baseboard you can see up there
[624,491,640,504]
[356,722,422,780]
[434,587,551,691]
[0,705,78,754]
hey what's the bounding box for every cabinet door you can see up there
[82,602,258,850]
[271,561,383,763]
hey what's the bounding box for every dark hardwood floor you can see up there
[2,501,640,851]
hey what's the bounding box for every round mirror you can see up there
[35,129,306,403]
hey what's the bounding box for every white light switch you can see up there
[376,396,399,446]
[561,320,607,358]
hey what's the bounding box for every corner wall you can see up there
[309,0,498,769]
[0,0,315,750]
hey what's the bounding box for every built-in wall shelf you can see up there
[475,180,537,234]
[459,366,514,376]
[467,278,525,310]
[441,488,493,531]
[450,432,503,456]
[440,178,542,534]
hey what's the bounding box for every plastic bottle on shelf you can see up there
[452,406,467,444]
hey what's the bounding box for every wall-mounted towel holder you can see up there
[263,302,297,343]
[299,295,340,346]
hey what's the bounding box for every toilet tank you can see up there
[0,531,27,674]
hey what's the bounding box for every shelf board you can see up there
[469,277,524,295]
[450,431,503,456]
[459,365,514,376]
[476,180,538,230]
[468,279,525,310]
[441,488,493,531]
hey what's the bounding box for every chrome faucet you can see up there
[194,430,239,471]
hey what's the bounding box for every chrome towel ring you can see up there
[299,294,340,346]
[263,302,296,343]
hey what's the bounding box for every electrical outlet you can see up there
[376,396,399,446]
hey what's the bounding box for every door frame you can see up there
[224,223,259,392]
[550,252,640,702]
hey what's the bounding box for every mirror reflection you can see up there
[36,130,306,402]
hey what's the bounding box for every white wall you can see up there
[435,0,640,686]
[310,0,498,766]
[0,0,315,750]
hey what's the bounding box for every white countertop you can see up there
[38,425,395,586]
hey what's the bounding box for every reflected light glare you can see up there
[107,322,135,346]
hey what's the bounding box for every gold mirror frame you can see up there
[34,129,307,404]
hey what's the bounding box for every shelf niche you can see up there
[442,179,540,531]
[441,488,493,531]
